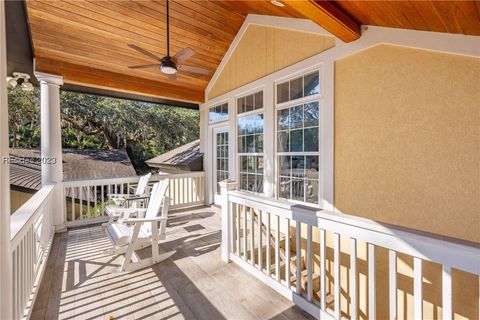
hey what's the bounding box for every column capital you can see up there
[34,71,63,86]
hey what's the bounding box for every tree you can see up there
[8,88,200,172]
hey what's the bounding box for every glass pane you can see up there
[306,156,319,180]
[279,177,291,199]
[279,156,291,177]
[277,131,289,152]
[304,102,319,127]
[216,133,221,144]
[304,71,320,96]
[209,110,216,122]
[238,117,246,135]
[290,129,303,152]
[223,159,229,171]
[277,108,289,131]
[221,103,228,117]
[254,114,264,134]
[246,94,254,112]
[217,159,221,171]
[241,156,248,172]
[240,173,248,191]
[247,156,254,172]
[292,179,304,201]
[246,135,255,153]
[290,105,303,129]
[238,137,244,153]
[306,180,318,204]
[247,174,256,192]
[292,155,305,178]
[290,77,303,100]
[255,175,264,194]
[246,116,254,134]
[254,134,263,153]
[237,97,245,114]
[254,91,263,109]
[304,127,319,152]
[256,156,264,173]
[277,81,289,103]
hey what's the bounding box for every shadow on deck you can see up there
[31,206,313,320]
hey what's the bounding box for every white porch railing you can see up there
[220,183,480,320]
[62,172,205,226]
[10,184,56,320]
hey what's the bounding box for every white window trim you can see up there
[235,89,265,195]
[208,99,230,124]
[274,67,324,207]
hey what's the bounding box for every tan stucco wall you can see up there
[208,24,335,99]
[334,44,480,243]
[334,44,479,320]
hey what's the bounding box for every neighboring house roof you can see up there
[146,139,203,172]
[10,148,136,192]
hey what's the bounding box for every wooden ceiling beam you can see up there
[34,58,205,103]
[284,0,361,42]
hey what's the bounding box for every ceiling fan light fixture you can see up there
[160,57,177,74]
[271,0,285,7]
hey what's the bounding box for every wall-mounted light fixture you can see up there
[6,72,34,91]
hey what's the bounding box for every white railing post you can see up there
[219,180,237,262]
[0,1,12,318]
[34,71,66,232]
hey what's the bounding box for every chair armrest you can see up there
[119,216,167,223]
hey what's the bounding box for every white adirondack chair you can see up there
[104,172,152,225]
[104,179,174,272]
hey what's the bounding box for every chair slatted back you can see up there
[135,172,152,195]
[145,178,169,220]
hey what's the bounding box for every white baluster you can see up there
[414,257,423,319]
[307,225,313,302]
[275,215,280,281]
[334,232,341,319]
[295,221,301,294]
[368,243,376,320]
[320,228,326,310]
[266,212,271,276]
[350,238,357,320]
[285,218,290,288]
[389,250,397,320]
[442,265,452,320]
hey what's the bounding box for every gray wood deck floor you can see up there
[31,206,313,320]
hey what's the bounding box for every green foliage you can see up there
[8,87,200,172]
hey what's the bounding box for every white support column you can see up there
[34,71,66,232]
[0,1,13,318]
[219,180,238,262]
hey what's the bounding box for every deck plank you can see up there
[32,206,313,320]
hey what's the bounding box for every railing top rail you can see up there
[228,190,480,275]
[10,184,56,246]
[62,171,205,187]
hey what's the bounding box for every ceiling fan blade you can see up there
[127,44,162,62]
[128,64,160,69]
[173,48,196,63]
[177,64,210,75]
[168,73,177,81]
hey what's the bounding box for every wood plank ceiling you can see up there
[24,0,480,105]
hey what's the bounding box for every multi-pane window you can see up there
[276,71,319,104]
[237,91,264,193]
[209,102,228,122]
[276,70,320,204]
[237,91,263,114]
[216,131,229,194]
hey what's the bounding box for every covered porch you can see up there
[31,206,311,320]
[1,1,479,320]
